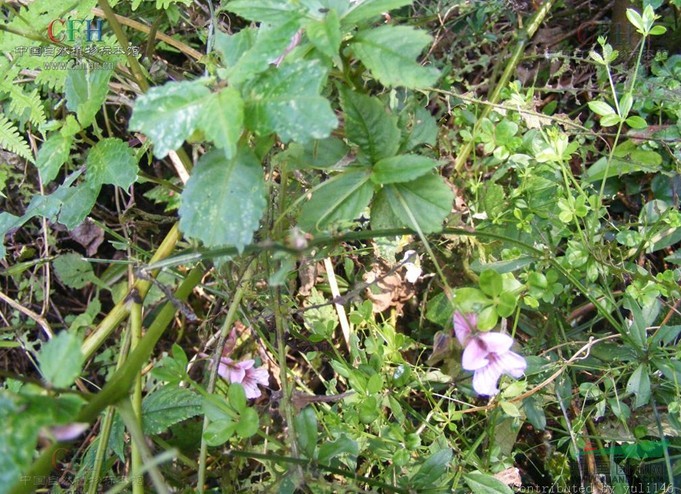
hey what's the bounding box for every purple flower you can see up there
[453,311,527,396]
[218,358,269,399]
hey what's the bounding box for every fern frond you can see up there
[0,114,34,163]
[7,86,46,127]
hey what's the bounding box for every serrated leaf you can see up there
[86,138,138,188]
[380,174,453,233]
[64,67,113,127]
[223,0,304,23]
[370,186,404,230]
[129,79,211,158]
[226,20,301,85]
[53,253,98,289]
[305,9,341,63]
[178,148,266,251]
[339,88,400,162]
[298,168,374,232]
[342,0,413,25]
[464,471,514,494]
[283,137,350,170]
[244,60,337,143]
[142,386,202,435]
[198,87,244,159]
[37,331,84,388]
[351,25,439,88]
[371,154,440,184]
[0,114,34,163]
[36,133,72,183]
[404,106,438,150]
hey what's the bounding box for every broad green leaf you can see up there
[235,407,259,438]
[36,133,72,183]
[463,472,514,494]
[228,383,248,414]
[626,116,647,129]
[588,100,616,116]
[351,25,439,88]
[86,138,138,188]
[318,434,359,465]
[600,114,621,127]
[370,187,403,230]
[293,407,318,459]
[226,20,301,85]
[198,87,244,159]
[142,386,202,435]
[178,148,266,252]
[298,168,374,232]
[56,181,101,230]
[203,419,236,446]
[523,396,547,430]
[37,331,84,388]
[339,88,400,162]
[479,270,503,297]
[305,9,342,64]
[64,67,113,127]
[214,28,257,69]
[403,106,438,151]
[371,154,440,184]
[129,79,211,158]
[223,0,304,23]
[342,0,413,25]
[381,174,453,233]
[282,137,350,170]
[53,253,99,289]
[244,60,337,143]
[410,448,453,488]
[626,364,651,409]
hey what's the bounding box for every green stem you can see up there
[452,0,557,172]
[129,301,144,494]
[196,261,256,492]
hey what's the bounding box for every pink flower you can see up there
[218,358,269,399]
[453,311,527,396]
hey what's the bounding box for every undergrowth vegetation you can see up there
[1,0,681,492]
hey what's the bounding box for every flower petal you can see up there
[241,379,262,399]
[472,363,503,396]
[217,357,233,380]
[453,311,477,346]
[497,351,527,378]
[249,366,270,387]
[476,332,514,354]
[462,337,490,370]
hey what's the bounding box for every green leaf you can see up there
[649,25,666,35]
[588,100,616,116]
[203,419,236,446]
[198,87,244,159]
[350,25,439,88]
[523,396,547,430]
[56,181,101,230]
[142,386,202,435]
[0,114,34,163]
[244,60,337,143]
[298,168,374,232]
[178,148,266,252]
[214,28,257,69]
[339,88,400,162]
[371,154,440,184]
[626,116,647,129]
[342,0,413,25]
[626,8,645,33]
[226,20,301,85]
[293,407,318,459]
[64,67,113,127]
[404,106,438,150]
[235,407,259,438]
[37,331,84,388]
[53,253,99,289]
[228,383,248,414]
[36,133,72,183]
[600,114,622,127]
[86,138,138,188]
[223,0,304,23]
[282,137,349,170]
[318,434,359,465]
[380,174,453,233]
[626,364,651,409]
[479,270,503,297]
[411,448,453,488]
[305,9,342,63]
[463,471,514,494]
[129,79,211,158]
